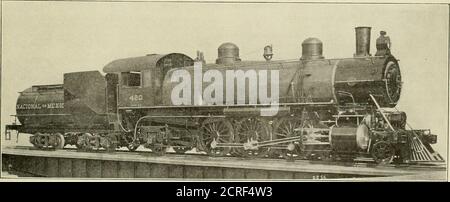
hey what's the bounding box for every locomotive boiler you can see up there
[6,26,444,164]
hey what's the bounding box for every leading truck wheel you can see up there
[371,141,395,164]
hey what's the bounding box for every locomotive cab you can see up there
[103,53,194,108]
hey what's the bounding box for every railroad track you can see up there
[7,145,446,170]
[2,146,446,179]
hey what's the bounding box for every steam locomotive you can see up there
[6,26,444,164]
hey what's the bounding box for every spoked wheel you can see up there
[371,141,395,164]
[233,117,271,158]
[199,118,234,156]
[270,117,303,159]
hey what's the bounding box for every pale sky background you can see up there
[1,2,448,160]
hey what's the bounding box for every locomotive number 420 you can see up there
[129,94,143,101]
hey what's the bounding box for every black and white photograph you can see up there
[0,0,448,183]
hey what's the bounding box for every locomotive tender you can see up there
[6,26,444,164]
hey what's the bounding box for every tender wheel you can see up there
[371,141,395,164]
[199,118,234,156]
[76,133,93,150]
[54,133,65,149]
[75,135,84,149]
[270,117,303,159]
[30,133,45,149]
[233,117,271,158]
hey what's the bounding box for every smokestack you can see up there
[354,26,371,57]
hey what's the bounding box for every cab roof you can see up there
[103,53,193,73]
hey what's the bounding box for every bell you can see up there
[263,45,273,61]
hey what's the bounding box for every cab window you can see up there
[121,71,141,87]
